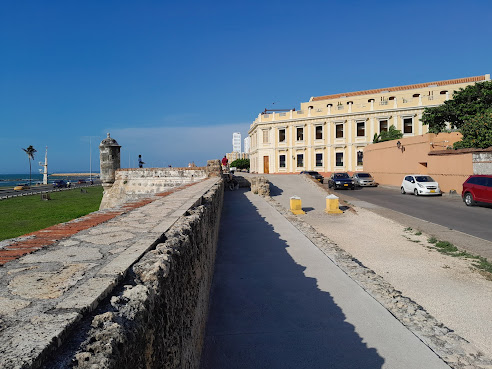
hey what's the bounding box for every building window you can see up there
[335,152,343,167]
[316,153,323,167]
[403,117,413,133]
[315,126,323,140]
[336,124,344,138]
[279,129,286,142]
[262,130,269,143]
[279,154,286,168]
[357,122,365,137]
[296,127,304,141]
[357,151,363,166]
[379,120,388,132]
[297,154,304,167]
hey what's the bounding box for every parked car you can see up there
[14,183,30,191]
[328,172,355,190]
[462,175,492,206]
[300,170,324,182]
[352,172,377,187]
[53,180,68,188]
[78,179,86,184]
[401,175,441,196]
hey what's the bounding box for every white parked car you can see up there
[401,175,442,196]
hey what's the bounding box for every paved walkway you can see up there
[264,174,492,362]
[201,188,450,369]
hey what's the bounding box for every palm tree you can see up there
[22,145,37,186]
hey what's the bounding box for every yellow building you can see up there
[226,152,249,162]
[248,75,490,174]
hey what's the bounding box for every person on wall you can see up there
[221,155,229,170]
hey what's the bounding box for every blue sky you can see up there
[1,0,491,173]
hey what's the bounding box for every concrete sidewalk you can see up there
[200,189,449,369]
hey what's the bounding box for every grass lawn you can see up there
[0,186,104,241]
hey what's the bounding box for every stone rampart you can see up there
[472,151,492,174]
[100,167,209,209]
[0,178,223,369]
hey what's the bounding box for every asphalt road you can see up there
[329,185,492,243]
[0,181,101,199]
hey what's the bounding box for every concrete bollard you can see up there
[290,196,306,215]
[325,194,343,214]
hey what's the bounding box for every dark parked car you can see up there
[352,172,377,187]
[78,179,86,184]
[328,172,355,190]
[53,180,68,188]
[462,175,492,206]
[300,171,324,182]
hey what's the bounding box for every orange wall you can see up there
[364,133,473,192]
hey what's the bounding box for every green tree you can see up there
[373,125,403,143]
[229,158,250,170]
[453,110,492,149]
[421,81,492,133]
[22,145,37,186]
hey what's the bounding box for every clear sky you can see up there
[1,0,491,173]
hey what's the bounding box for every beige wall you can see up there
[249,75,490,174]
[363,133,472,192]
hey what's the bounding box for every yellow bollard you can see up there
[325,194,343,214]
[290,196,305,215]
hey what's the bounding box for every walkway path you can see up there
[264,174,492,362]
[201,188,450,369]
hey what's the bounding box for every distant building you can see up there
[244,136,251,154]
[226,152,249,163]
[248,74,491,174]
[232,132,242,153]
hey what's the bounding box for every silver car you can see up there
[353,172,377,187]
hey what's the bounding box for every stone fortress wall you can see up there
[0,177,224,369]
[100,167,209,209]
[69,178,224,369]
[0,133,230,368]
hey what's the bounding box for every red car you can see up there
[462,175,492,206]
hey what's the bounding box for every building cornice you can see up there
[249,104,435,132]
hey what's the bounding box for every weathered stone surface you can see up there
[100,168,209,209]
[473,152,492,174]
[250,176,270,196]
[0,178,222,369]
[70,180,223,369]
[20,246,103,263]
[9,263,95,299]
[0,297,31,315]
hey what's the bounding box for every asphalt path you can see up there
[329,185,492,243]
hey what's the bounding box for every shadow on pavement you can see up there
[269,182,284,197]
[201,189,384,369]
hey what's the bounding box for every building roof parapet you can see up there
[428,147,492,155]
[311,75,488,102]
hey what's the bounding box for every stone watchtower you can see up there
[99,133,121,192]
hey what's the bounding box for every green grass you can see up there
[425,236,492,277]
[0,186,103,241]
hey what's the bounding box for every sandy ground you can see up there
[266,174,492,359]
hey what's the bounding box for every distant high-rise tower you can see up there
[244,136,251,154]
[232,132,241,153]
